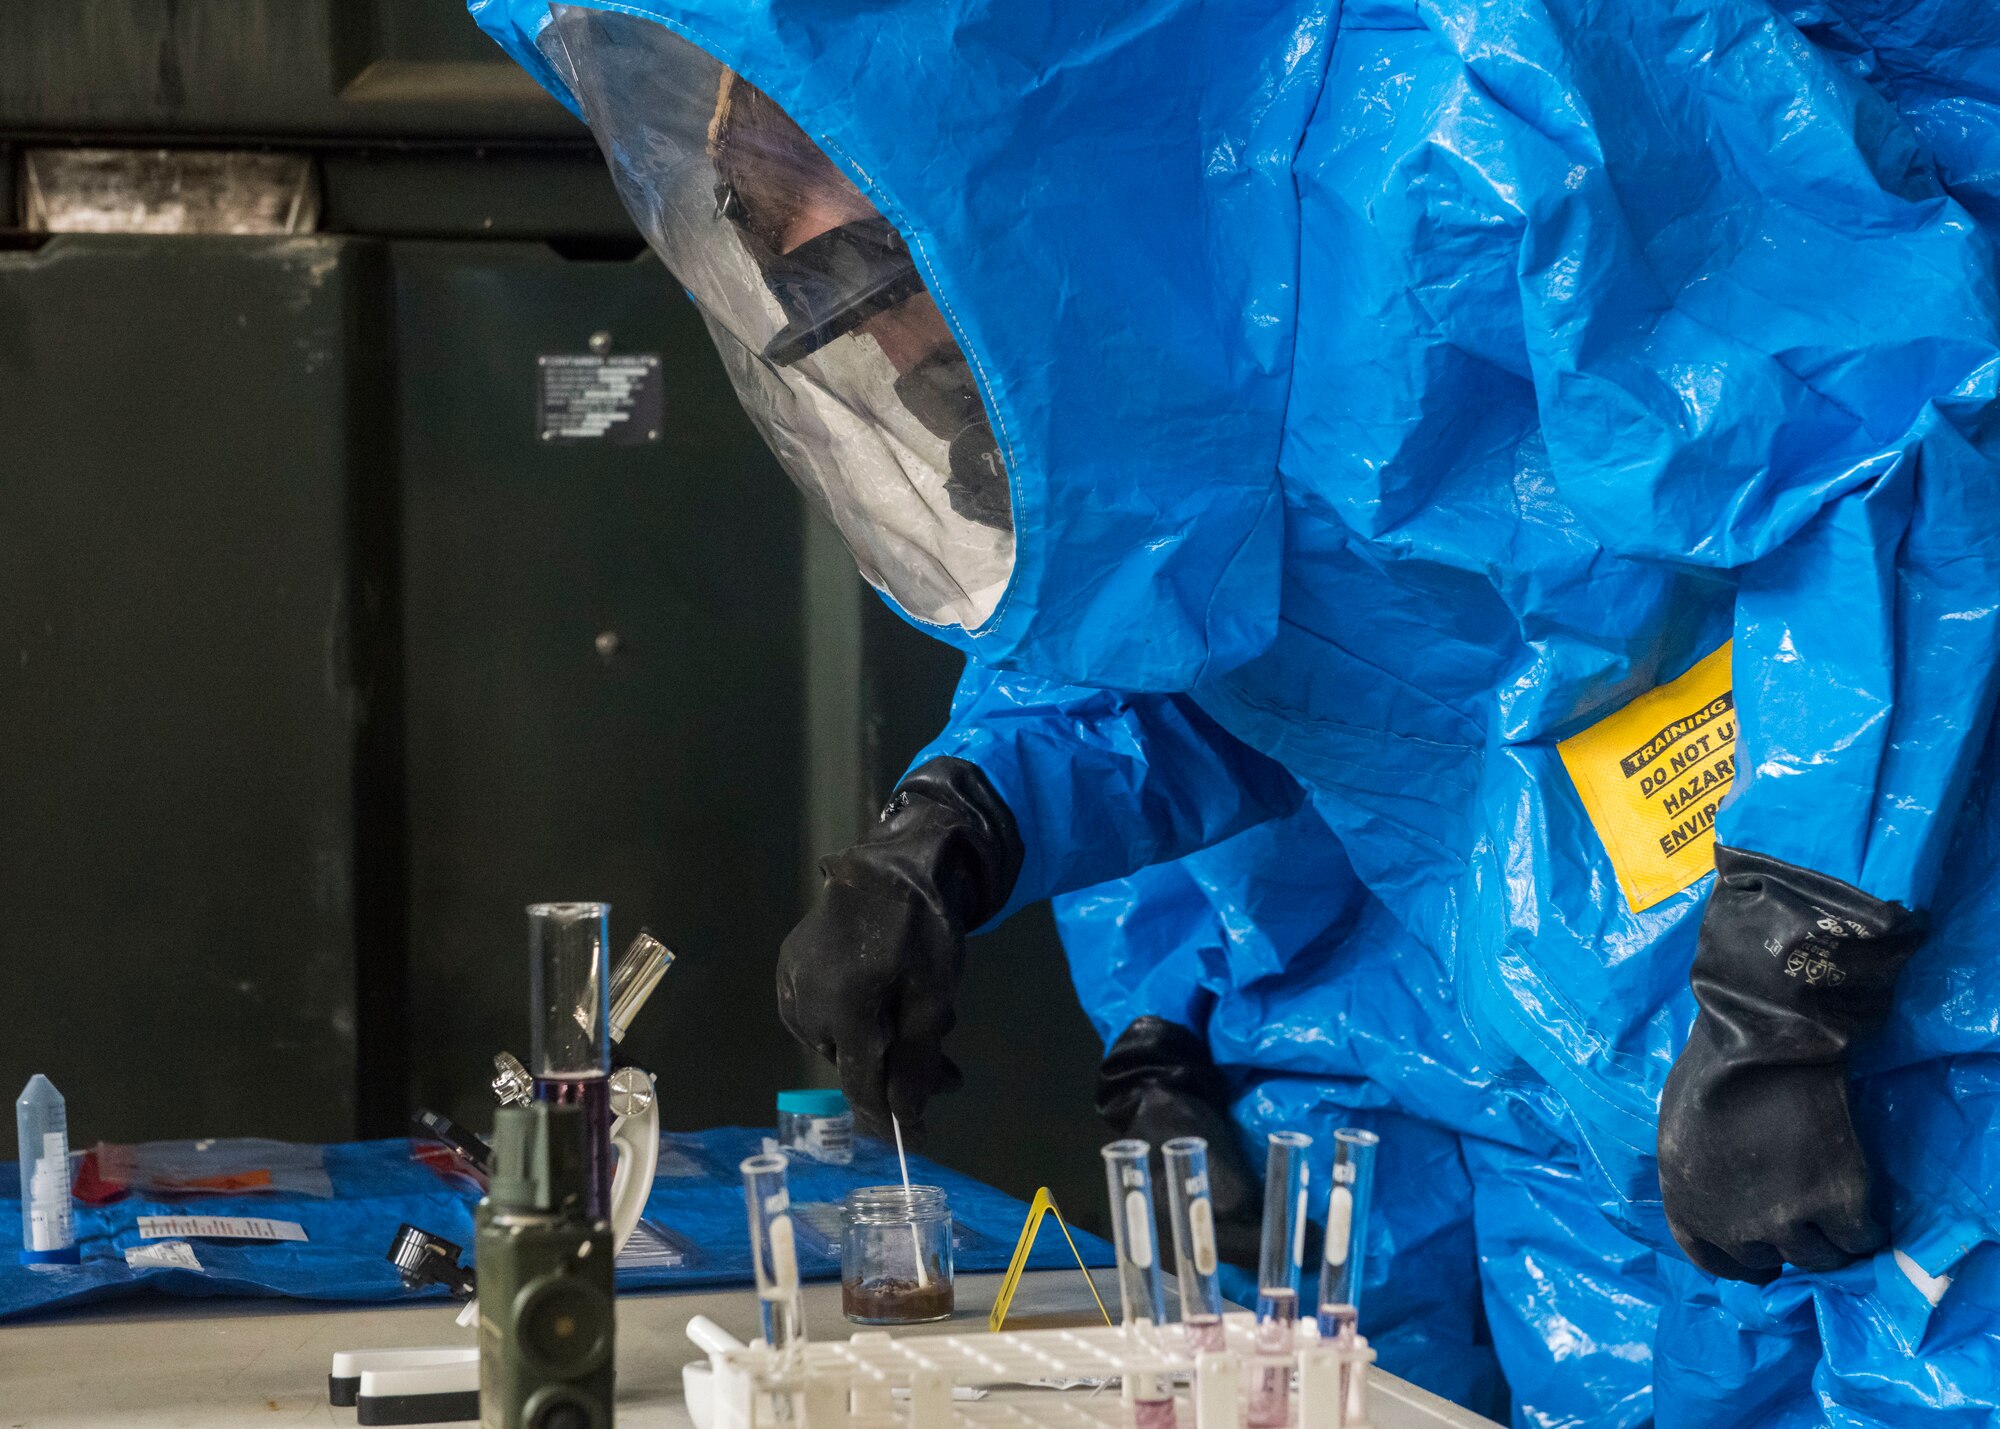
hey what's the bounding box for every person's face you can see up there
[777,185,956,376]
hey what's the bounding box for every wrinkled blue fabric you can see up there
[477,1,2000,1421]
[923,670,1304,930]
[1021,669,2000,1427]
[1252,1098,1512,1422]
[0,1139,477,1321]
[1056,835,1520,1418]
[1055,803,1659,1425]
[0,1131,1111,1321]
[1785,0,2000,229]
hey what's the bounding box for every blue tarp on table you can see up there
[0,1129,1112,1322]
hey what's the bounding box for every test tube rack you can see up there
[700,1312,1376,1429]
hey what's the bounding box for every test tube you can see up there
[1101,1140,1167,1326]
[528,902,613,1219]
[741,1153,807,1363]
[1162,1137,1225,1353]
[1317,1127,1380,1335]
[16,1075,77,1266]
[1249,1131,1313,1428]
[1257,1130,1313,1316]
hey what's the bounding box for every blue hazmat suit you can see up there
[474,0,2000,1420]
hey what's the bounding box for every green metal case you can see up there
[476,1103,615,1429]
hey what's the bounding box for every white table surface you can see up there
[0,1271,1498,1428]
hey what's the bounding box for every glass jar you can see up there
[841,1185,954,1324]
[776,1089,854,1165]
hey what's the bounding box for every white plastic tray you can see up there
[699,1312,1377,1429]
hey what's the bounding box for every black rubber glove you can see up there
[776,757,1022,1143]
[1658,845,1923,1283]
[1097,1016,1262,1271]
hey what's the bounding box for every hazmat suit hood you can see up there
[472,0,1306,692]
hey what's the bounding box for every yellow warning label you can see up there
[1558,643,1736,913]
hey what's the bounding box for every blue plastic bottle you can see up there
[17,1074,79,1266]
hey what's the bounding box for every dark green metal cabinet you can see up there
[393,244,804,1134]
[0,0,580,141]
[0,234,804,1140]
[0,235,394,1139]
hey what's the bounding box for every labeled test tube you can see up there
[1257,1130,1313,1314]
[1101,1140,1167,1326]
[1317,1127,1379,1335]
[16,1075,77,1266]
[528,902,613,1220]
[741,1153,807,1364]
[1162,1137,1225,1353]
[1250,1131,1313,1428]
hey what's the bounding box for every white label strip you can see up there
[136,1215,308,1243]
[126,1240,204,1271]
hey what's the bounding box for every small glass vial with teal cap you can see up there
[776,1089,853,1165]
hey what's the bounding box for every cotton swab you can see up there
[891,1113,932,1288]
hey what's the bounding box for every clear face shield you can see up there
[541,7,1015,630]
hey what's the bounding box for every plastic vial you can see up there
[741,1152,807,1363]
[842,1184,954,1323]
[1101,1139,1167,1325]
[1163,1137,1226,1353]
[1318,1127,1380,1335]
[528,902,614,1220]
[17,1075,78,1266]
[1251,1131,1313,1428]
[777,1089,854,1165]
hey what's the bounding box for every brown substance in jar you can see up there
[842,1274,955,1324]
